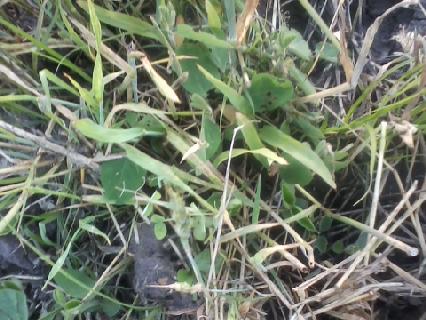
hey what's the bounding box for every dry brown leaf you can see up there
[236,0,260,46]
[391,120,418,149]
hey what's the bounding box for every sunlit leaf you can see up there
[100,158,146,204]
[260,126,336,188]
[176,24,233,48]
[198,65,251,114]
[78,1,161,42]
[75,118,145,144]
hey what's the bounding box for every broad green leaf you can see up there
[260,126,336,188]
[154,222,167,240]
[190,94,213,113]
[79,217,111,244]
[294,117,324,145]
[75,118,145,144]
[236,113,268,168]
[100,158,146,204]
[176,269,194,285]
[280,154,313,186]
[316,42,339,64]
[247,73,293,112]
[48,231,80,281]
[192,214,206,241]
[77,1,161,42]
[195,249,223,274]
[176,42,220,96]
[53,269,95,299]
[252,175,261,224]
[278,29,299,48]
[200,114,221,160]
[0,288,28,320]
[198,65,250,114]
[176,24,233,48]
[122,144,190,192]
[151,214,165,224]
[315,236,328,254]
[289,38,312,61]
[331,240,345,254]
[139,114,166,136]
[206,0,221,30]
[319,216,333,232]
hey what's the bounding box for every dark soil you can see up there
[129,224,198,315]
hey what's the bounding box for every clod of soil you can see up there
[0,235,41,275]
[130,224,198,315]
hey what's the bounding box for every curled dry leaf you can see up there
[391,120,418,148]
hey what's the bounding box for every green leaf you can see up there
[154,222,167,240]
[206,0,221,30]
[0,288,28,320]
[190,94,213,113]
[151,214,165,224]
[176,269,194,285]
[293,207,316,232]
[176,24,233,48]
[48,231,80,281]
[213,148,287,167]
[280,154,313,186]
[79,217,111,244]
[176,42,220,96]
[139,114,166,136]
[252,175,261,224]
[315,42,339,64]
[247,73,293,112]
[200,114,221,160]
[100,158,146,205]
[53,269,95,299]
[289,38,312,61]
[122,144,190,192]
[192,215,207,241]
[92,53,104,110]
[87,0,102,48]
[293,117,324,145]
[315,235,328,254]
[260,126,336,188]
[319,216,333,232]
[331,240,345,254]
[278,29,299,49]
[77,1,161,42]
[195,249,223,274]
[281,183,295,207]
[75,119,145,144]
[236,113,268,168]
[198,65,251,114]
